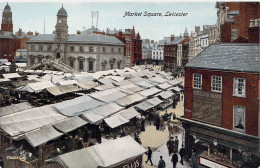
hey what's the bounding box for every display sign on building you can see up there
[200,157,232,168]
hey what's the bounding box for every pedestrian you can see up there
[160,117,164,131]
[77,138,85,149]
[174,136,179,152]
[181,95,183,101]
[179,145,186,165]
[145,147,153,166]
[191,150,198,168]
[65,135,73,153]
[167,137,174,155]
[171,153,178,168]
[158,156,166,168]
[141,117,145,132]
[156,115,160,130]
[120,129,126,137]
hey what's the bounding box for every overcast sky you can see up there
[1,2,217,41]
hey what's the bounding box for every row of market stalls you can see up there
[0,66,183,167]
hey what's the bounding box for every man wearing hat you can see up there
[158,156,166,168]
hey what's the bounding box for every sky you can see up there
[0,2,217,41]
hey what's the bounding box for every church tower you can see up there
[184,27,189,38]
[1,3,13,32]
[54,5,68,43]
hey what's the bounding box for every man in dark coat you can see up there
[179,146,186,165]
[158,156,166,168]
[174,136,179,152]
[141,117,145,132]
[171,153,178,168]
[145,147,153,166]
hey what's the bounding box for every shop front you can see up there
[179,118,260,168]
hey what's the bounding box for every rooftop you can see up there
[185,43,260,73]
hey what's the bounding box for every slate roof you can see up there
[28,33,124,45]
[67,33,124,45]
[28,34,54,42]
[160,36,184,45]
[185,43,260,73]
[82,26,102,34]
[57,6,68,16]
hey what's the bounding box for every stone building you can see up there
[27,5,126,72]
[152,44,163,65]
[142,39,156,64]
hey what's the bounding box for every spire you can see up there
[184,27,189,37]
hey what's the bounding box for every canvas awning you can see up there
[157,82,172,90]
[11,80,38,88]
[156,91,174,100]
[148,76,167,84]
[112,80,132,86]
[24,125,63,148]
[104,115,129,129]
[116,107,140,120]
[89,88,127,103]
[53,95,105,117]
[81,102,124,124]
[73,74,94,82]
[94,83,115,91]
[0,102,33,117]
[76,80,98,90]
[167,79,182,86]
[147,97,163,106]
[52,136,146,168]
[46,84,80,96]
[53,116,88,133]
[16,81,55,93]
[138,87,162,97]
[98,78,116,85]
[57,80,78,85]
[134,80,155,89]
[115,93,146,107]
[0,105,67,137]
[172,86,182,92]
[135,101,154,111]
[0,78,10,83]
[2,73,21,79]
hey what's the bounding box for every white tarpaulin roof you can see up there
[90,88,127,103]
[98,78,116,85]
[105,76,125,82]
[57,80,78,85]
[0,105,67,137]
[118,84,144,94]
[115,93,146,107]
[113,80,132,86]
[138,87,162,97]
[157,82,173,90]
[24,125,63,148]
[17,81,55,93]
[0,78,10,83]
[94,83,115,91]
[135,80,156,88]
[53,116,87,133]
[135,101,154,111]
[147,97,163,106]
[2,73,21,79]
[53,95,105,117]
[148,76,168,84]
[156,91,173,99]
[116,107,140,120]
[54,136,145,168]
[167,79,182,86]
[81,102,124,124]
[46,84,80,96]
[172,86,182,92]
[104,115,129,128]
[76,80,98,90]
[73,74,94,82]
[0,102,33,117]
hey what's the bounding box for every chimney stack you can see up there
[195,26,200,34]
[151,40,154,44]
[77,30,81,34]
[171,34,175,41]
[35,31,39,36]
[18,28,22,36]
[27,31,33,35]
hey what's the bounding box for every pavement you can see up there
[139,75,191,168]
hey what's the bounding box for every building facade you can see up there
[215,2,260,43]
[142,39,156,64]
[180,43,260,168]
[152,45,163,65]
[27,6,126,72]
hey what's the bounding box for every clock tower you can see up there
[54,5,68,43]
[1,3,13,32]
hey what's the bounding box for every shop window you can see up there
[118,48,121,53]
[103,47,106,53]
[233,106,245,133]
[212,75,222,92]
[233,78,246,97]
[89,61,93,72]
[111,64,114,69]
[31,45,35,51]
[111,47,114,53]
[193,73,202,89]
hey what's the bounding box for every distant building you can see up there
[163,28,189,72]
[93,26,142,66]
[215,2,260,43]
[181,43,260,168]
[142,39,156,64]
[152,44,163,65]
[27,5,126,73]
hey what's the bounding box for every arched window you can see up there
[233,106,246,133]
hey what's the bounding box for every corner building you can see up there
[179,43,260,168]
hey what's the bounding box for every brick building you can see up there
[179,43,260,168]
[0,3,36,61]
[163,29,189,73]
[215,2,260,43]
[92,26,142,66]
